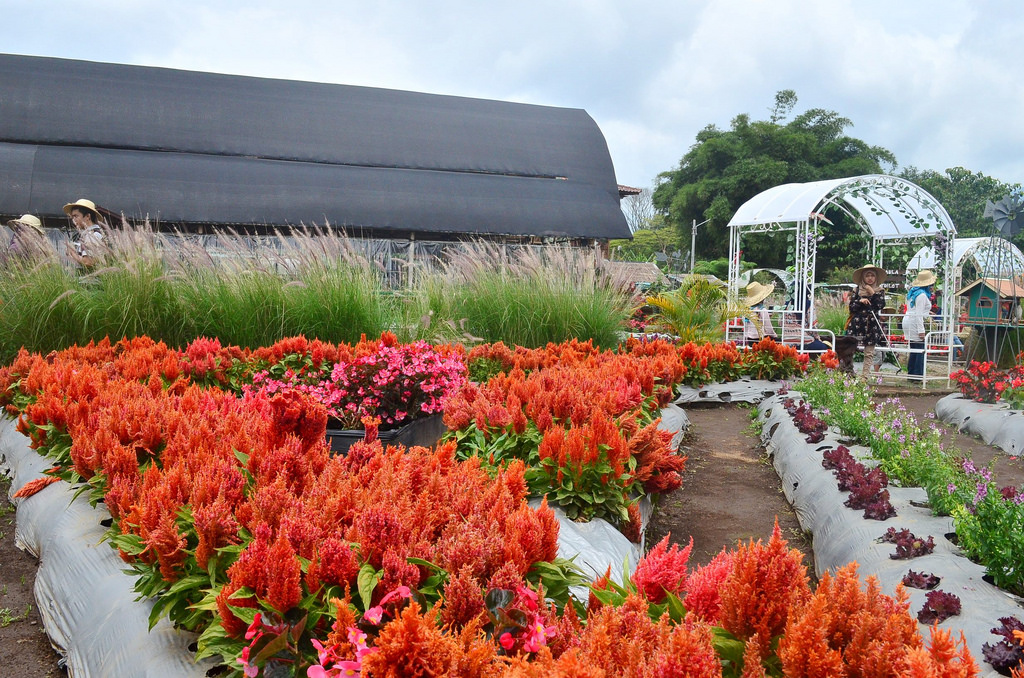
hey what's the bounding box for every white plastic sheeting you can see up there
[935,394,1024,456]
[728,175,955,241]
[675,378,783,405]
[0,416,213,678]
[759,394,1022,677]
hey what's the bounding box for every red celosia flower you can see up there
[11,475,60,498]
[631,535,693,604]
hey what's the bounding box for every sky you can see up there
[3,0,1022,192]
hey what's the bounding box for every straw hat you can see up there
[852,265,887,286]
[745,281,775,307]
[910,270,936,287]
[62,198,101,221]
[6,214,45,235]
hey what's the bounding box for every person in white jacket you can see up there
[902,270,935,380]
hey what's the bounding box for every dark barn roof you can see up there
[0,53,629,240]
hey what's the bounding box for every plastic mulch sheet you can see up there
[675,378,783,405]
[759,395,1023,676]
[0,416,213,678]
[935,393,1024,456]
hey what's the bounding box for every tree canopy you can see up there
[898,166,1023,248]
[652,90,897,271]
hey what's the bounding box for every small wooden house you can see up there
[955,278,1024,327]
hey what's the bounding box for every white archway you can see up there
[726,174,957,375]
[908,237,1024,293]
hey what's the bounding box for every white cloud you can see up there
[1,0,1021,189]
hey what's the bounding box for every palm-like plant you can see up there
[645,275,755,343]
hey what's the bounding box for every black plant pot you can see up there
[325,413,446,455]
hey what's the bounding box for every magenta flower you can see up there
[499,632,515,650]
[363,605,384,625]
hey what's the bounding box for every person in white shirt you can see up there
[63,198,107,268]
[902,270,935,380]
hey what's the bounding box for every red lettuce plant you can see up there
[917,590,962,624]
[902,570,941,590]
[882,528,936,559]
[982,615,1024,676]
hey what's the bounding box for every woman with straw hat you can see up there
[902,269,936,380]
[3,214,50,263]
[846,264,888,378]
[63,198,106,268]
[742,281,778,344]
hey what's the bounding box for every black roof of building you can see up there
[0,53,630,240]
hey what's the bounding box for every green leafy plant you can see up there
[645,274,752,343]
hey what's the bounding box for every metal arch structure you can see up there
[907,237,1024,293]
[726,174,958,344]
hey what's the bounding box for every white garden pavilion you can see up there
[907,236,1024,294]
[726,174,958,385]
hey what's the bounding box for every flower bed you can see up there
[782,367,1024,675]
[3,335,982,676]
[950,357,1024,409]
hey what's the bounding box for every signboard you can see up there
[881,268,905,293]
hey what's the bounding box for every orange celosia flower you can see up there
[718,520,811,646]
[11,475,60,498]
[901,626,978,677]
[778,562,923,677]
[360,604,497,678]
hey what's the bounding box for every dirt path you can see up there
[648,391,1024,586]
[647,402,814,574]
[0,477,65,677]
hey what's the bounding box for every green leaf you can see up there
[357,562,381,611]
[664,592,688,623]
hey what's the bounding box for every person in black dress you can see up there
[847,265,887,378]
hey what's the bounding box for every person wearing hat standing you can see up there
[847,265,888,378]
[3,214,51,263]
[902,270,936,380]
[63,198,107,268]
[742,281,778,344]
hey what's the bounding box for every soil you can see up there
[647,402,815,576]
[0,477,65,677]
[1,388,1020,676]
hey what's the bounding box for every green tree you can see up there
[653,90,897,272]
[608,222,682,267]
[898,166,1022,243]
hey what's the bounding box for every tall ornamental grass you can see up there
[422,242,631,348]
[0,225,631,359]
[814,292,850,338]
[0,259,90,358]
